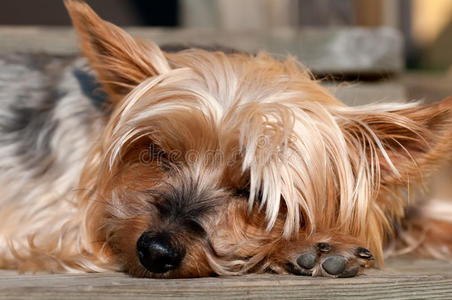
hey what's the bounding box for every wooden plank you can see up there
[0,258,451,299]
[326,81,406,105]
[0,26,403,75]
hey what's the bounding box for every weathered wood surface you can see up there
[0,26,403,74]
[0,26,407,105]
[0,258,451,300]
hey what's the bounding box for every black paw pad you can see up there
[356,247,374,260]
[296,252,316,269]
[322,256,347,275]
[316,243,331,253]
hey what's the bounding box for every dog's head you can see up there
[66,1,452,277]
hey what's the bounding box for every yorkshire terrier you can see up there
[0,0,451,278]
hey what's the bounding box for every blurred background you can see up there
[1,0,451,71]
[1,0,451,103]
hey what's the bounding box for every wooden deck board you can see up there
[0,258,451,299]
[0,26,403,74]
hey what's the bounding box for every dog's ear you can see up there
[341,97,452,186]
[65,0,170,101]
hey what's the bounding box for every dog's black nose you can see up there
[136,232,185,273]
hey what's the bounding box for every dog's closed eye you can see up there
[233,188,250,198]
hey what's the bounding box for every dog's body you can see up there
[0,53,106,271]
[1,1,452,278]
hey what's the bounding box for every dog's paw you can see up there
[285,242,374,278]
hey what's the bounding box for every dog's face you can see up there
[67,1,452,278]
